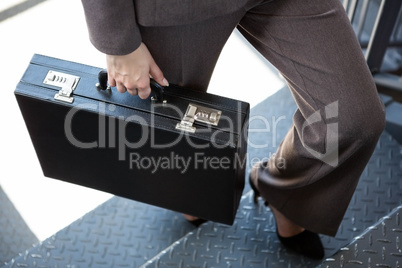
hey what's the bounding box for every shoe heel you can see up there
[277,230,324,259]
[248,175,260,204]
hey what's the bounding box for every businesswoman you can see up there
[81,0,386,259]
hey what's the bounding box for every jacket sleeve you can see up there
[81,0,141,55]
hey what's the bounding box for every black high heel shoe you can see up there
[183,214,207,227]
[248,170,324,260]
[249,174,268,205]
[277,230,324,259]
[189,218,207,227]
[249,163,269,206]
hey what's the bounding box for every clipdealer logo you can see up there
[62,101,245,161]
[301,101,339,167]
[62,99,339,170]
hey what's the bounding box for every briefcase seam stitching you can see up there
[33,55,248,112]
[32,55,100,77]
[17,82,231,145]
[157,91,245,112]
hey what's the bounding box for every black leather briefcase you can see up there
[15,54,249,225]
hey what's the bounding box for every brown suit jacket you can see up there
[81,0,246,55]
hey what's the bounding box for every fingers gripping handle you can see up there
[96,69,165,103]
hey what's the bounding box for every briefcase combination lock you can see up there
[44,70,80,104]
[176,103,222,133]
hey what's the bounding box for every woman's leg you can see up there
[138,10,245,92]
[239,0,385,236]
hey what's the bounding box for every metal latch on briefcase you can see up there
[176,103,222,133]
[43,71,80,103]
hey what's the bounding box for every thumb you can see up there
[149,62,169,87]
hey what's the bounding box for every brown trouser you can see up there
[140,0,386,236]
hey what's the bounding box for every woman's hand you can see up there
[106,42,168,99]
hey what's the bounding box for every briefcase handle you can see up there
[96,69,165,103]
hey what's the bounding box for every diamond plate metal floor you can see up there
[319,205,402,268]
[3,88,402,267]
[2,197,197,268]
[0,186,38,265]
